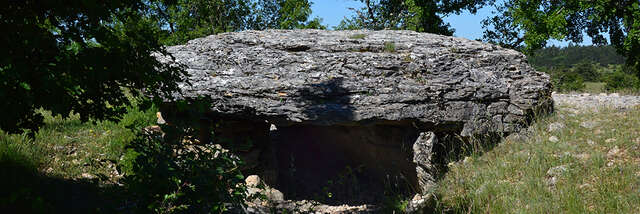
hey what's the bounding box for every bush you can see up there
[551,71,585,92]
[120,100,247,213]
[573,61,599,81]
[602,69,640,92]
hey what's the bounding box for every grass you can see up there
[25,106,155,181]
[384,41,396,53]
[583,82,606,93]
[349,33,367,40]
[436,105,640,213]
[0,105,157,212]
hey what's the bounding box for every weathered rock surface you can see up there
[162,29,552,136]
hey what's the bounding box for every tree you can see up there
[573,61,599,82]
[482,0,640,78]
[336,0,488,35]
[146,0,254,45]
[250,0,325,30]
[147,0,325,46]
[527,45,625,70]
[480,1,523,50]
[0,0,187,133]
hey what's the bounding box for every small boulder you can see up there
[156,112,166,125]
[546,165,568,186]
[547,122,565,132]
[245,175,284,202]
[580,121,598,129]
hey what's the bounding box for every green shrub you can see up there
[120,99,247,213]
[602,70,640,92]
[122,125,246,213]
[551,71,585,92]
[573,61,600,81]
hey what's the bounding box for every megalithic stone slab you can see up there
[159,29,552,136]
[413,132,437,194]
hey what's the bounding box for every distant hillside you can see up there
[528,45,625,69]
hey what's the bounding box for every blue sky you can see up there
[310,0,591,46]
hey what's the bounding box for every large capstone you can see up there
[158,29,552,210]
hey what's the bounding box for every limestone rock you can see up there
[413,132,437,194]
[156,112,166,125]
[246,175,261,187]
[580,121,598,129]
[245,175,284,202]
[547,122,565,132]
[160,29,552,136]
[546,165,568,186]
[406,194,434,213]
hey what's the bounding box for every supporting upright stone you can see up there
[412,132,437,194]
[408,131,438,213]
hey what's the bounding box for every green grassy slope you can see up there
[436,106,640,213]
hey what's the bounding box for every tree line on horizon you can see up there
[529,45,639,92]
[528,45,625,69]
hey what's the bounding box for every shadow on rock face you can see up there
[295,77,355,125]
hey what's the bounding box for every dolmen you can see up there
[158,29,552,212]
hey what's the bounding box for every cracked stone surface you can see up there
[160,29,553,136]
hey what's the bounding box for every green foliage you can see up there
[0,0,327,133]
[548,69,586,92]
[480,1,523,50]
[603,69,640,92]
[483,0,640,78]
[0,99,250,213]
[0,106,153,213]
[148,0,253,45]
[336,0,488,35]
[573,61,600,82]
[349,33,367,39]
[148,0,325,46]
[121,99,246,213]
[381,194,409,213]
[383,41,396,52]
[122,127,247,213]
[256,0,325,30]
[528,45,625,70]
[527,45,640,92]
[0,134,52,213]
[0,0,187,134]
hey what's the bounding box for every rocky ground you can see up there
[553,92,640,110]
